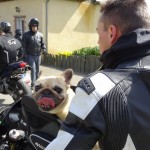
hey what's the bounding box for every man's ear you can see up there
[108,25,121,44]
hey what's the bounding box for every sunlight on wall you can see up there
[48,0,100,54]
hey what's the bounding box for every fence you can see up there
[41,53,102,73]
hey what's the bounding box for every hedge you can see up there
[41,53,102,74]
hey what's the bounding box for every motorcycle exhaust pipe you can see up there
[25,65,31,71]
[15,68,25,74]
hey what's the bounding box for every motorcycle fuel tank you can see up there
[30,133,52,150]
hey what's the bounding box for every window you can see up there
[14,16,26,33]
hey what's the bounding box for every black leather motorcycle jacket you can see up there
[0,33,22,72]
[22,31,46,56]
[45,29,150,150]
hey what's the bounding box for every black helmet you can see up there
[15,29,22,36]
[28,18,39,29]
[0,22,11,33]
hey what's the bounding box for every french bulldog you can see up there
[32,68,75,121]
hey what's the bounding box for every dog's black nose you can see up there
[42,89,52,96]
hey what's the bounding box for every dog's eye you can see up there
[53,86,62,94]
[35,85,41,92]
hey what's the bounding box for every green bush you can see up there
[72,46,100,56]
[57,51,72,56]
[55,46,100,56]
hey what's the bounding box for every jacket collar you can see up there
[100,28,150,69]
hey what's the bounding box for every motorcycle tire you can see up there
[8,79,32,101]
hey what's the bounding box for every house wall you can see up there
[47,0,100,54]
[0,0,45,37]
[0,0,100,54]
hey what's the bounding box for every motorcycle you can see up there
[0,94,60,150]
[0,61,32,101]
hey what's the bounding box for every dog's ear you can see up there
[39,70,44,78]
[61,69,73,84]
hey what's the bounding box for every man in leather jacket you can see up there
[46,0,150,150]
[14,29,22,43]
[22,18,46,88]
[0,22,23,74]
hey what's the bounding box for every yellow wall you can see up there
[0,0,100,54]
[47,0,100,54]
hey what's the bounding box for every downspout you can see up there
[46,0,50,52]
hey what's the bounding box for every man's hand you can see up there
[41,49,47,54]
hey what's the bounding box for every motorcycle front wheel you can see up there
[7,79,32,101]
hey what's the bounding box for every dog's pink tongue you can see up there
[37,97,55,108]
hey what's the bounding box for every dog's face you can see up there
[32,69,75,118]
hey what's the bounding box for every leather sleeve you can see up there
[40,33,46,50]
[22,33,27,57]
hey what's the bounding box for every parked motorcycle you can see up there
[0,61,32,101]
[0,94,60,150]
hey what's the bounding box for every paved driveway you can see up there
[39,65,85,85]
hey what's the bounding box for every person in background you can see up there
[45,0,150,149]
[22,18,46,88]
[14,29,22,43]
[0,22,23,74]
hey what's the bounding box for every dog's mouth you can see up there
[35,89,64,111]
